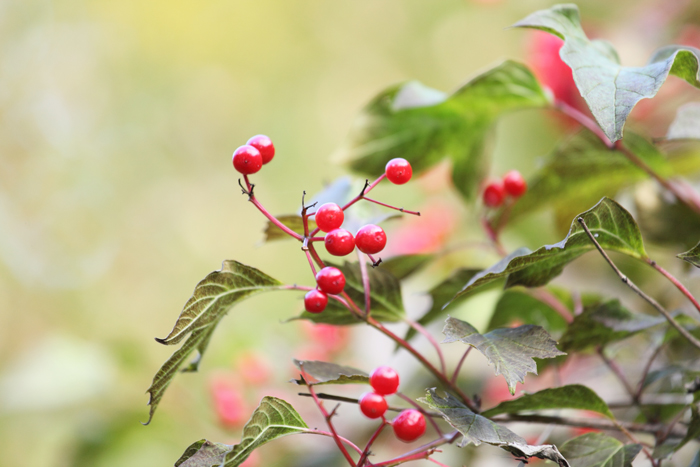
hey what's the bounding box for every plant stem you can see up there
[577,217,700,351]
[427,459,450,467]
[403,318,447,375]
[647,259,700,315]
[635,344,665,402]
[372,432,460,467]
[358,251,371,315]
[362,196,421,216]
[554,100,613,147]
[297,392,443,417]
[492,414,685,437]
[358,421,388,466]
[302,429,364,455]
[451,347,472,385]
[481,217,507,257]
[523,288,574,323]
[597,347,637,400]
[612,420,657,467]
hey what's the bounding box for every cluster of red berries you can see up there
[359,366,426,443]
[482,170,527,208]
[232,135,275,174]
[303,266,346,313]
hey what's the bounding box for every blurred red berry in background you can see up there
[236,352,271,386]
[210,377,248,427]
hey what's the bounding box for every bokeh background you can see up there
[1,0,699,466]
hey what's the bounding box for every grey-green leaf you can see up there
[560,433,642,467]
[176,440,231,467]
[668,102,700,140]
[678,241,700,268]
[482,384,614,419]
[381,254,434,280]
[292,359,369,385]
[263,215,316,242]
[420,389,570,466]
[443,316,565,394]
[513,4,700,142]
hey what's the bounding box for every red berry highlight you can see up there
[385,158,413,185]
[324,229,355,256]
[392,409,426,442]
[315,203,345,233]
[483,181,506,208]
[315,266,346,295]
[246,135,275,165]
[232,145,263,175]
[359,392,388,419]
[502,170,527,198]
[355,224,387,255]
[370,366,399,395]
[304,289,328,313]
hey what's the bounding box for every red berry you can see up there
[392,409,426,442]
[315,203,345,233]
[482,181,506,208]
[355,224,387,255]
[304,289,328,313]
[359,392,388,419]
[385,158,413,185]
[232,145,263,175]
[246,135,275,165]
[503,170,527,198]
[324,229,355,256]
[370,366,399,395]
[315,267,346,295]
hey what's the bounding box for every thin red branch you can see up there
[301,429,364,455]
[648,259,700,316]
[403,318,446,375]
[358,420,388,466]
[362,196,421,216]
[451,346,472,385]
[358,252,371,315]
[523,288,574,324]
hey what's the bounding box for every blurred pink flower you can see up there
[209,377,248,428]
[386,202,456,255]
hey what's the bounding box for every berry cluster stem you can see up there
[646,259,700,316]
[358,420,388,466]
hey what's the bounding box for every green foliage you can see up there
[381,254,434,280]
[514,4,700,142]
[263,215,317,242]
[292,359,369,385]
[653,406,700,459]
[487,288,570,333]
[678,241,700,268]
[559,433,642,467]
[442,316,565,394]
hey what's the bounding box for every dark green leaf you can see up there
[653,406,700,459]
[443,316,565,394]
[175,440,231,467]
[635,183,700,249]
[668,102,700,141]
[340,61,549,200]
[447,197,648,306]
[678,241,700,268]
[420,389,570,466]
[292,360,369,385]
[295,261,404,325]
[481,384,614,419]
[263,215,316,242]
[513,4,700,142]
[487,288,570,333]
[560,433,642,467]
[381,254,434,280]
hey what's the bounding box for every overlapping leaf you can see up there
[678,241,700,268]
[487,288,571,333]
[263,215,316,242]
[668,102,700,140]
[443,316,565,394]
[514,4,700,142]
[292,360,369,385]
[560,433,642,467]
[338,60,549,200]
[381,254,434,280]
[420,389,570,466]
[446,197,648,306]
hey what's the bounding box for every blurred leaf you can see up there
[295,261,404,325]
[668,102,700,141]
[513,4,700,142]
[292,359,369,385]
[263,215,316,242]
[447,197,648,306]
[381,254,434,280]
[635,183,700,248]
[653,406,700,459]
[442,316,565,394]
[420,389,570,466]
[560,433,641,467]
[482,384,613,419]
[678,241,700,268]
[175,440,231,467]
[340,61,549,200]
[487,288,570,333]
[689,449,700,467]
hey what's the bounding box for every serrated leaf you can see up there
[292,360,369,385]
[295,261,404,325]
[339,61,549,200]
[175,439,231,467]
[443,316,565,394]
[513,4,700,143]
[668,102,700,141]
[420,389,570,466]
[381,254,434,280]
[447,197,648,306]
[487,288,570,333]
[678,241,700,268]
[482,384,614,419]
[560,433,642,467]
[263,215,316,242]
[157,261,281,346]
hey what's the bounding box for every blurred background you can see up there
[1,0,699,466]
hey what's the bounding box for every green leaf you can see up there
[381,254,434,280]
[443,316,565,394]
[339,61,549,200]
[175,440,231,467]
[487,288,570,333]
[635,184,700,249]
[668,102,700,141]
[447,197,648,306]
[560,433,642,467]
[653,406,700,459]
[292,359,369,385]
[420,389,570,466]
[559,300,668,352]
[481,384,614,419]
[513,4,700,143]
[263,215,316,242]
[678,241,700,268]
[156,261,281,346]
[296,261,404,325]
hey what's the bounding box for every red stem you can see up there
[648,259,700,316]
[525,288,574,324]
[358,420,388,466]
[302,429,364,455]
[358,251,371,315]
[404,318,446,375]
[451,347,472,385]
[362,196,421,216]
[480,217,507,257]
[428,459,450,467]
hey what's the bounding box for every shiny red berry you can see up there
[503,170,527,198]
[246,135,275,165]
[370,366,399,395]
[324,229,355,256]
[315,203,345,233]
[315,267,346,295]
[355,224,387,255]
[385,158,413,185]
[304,289,328,313]
[392,409,426,442]
[232,145,263,175]
[483,181,506,208]
[359,392,388,419]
